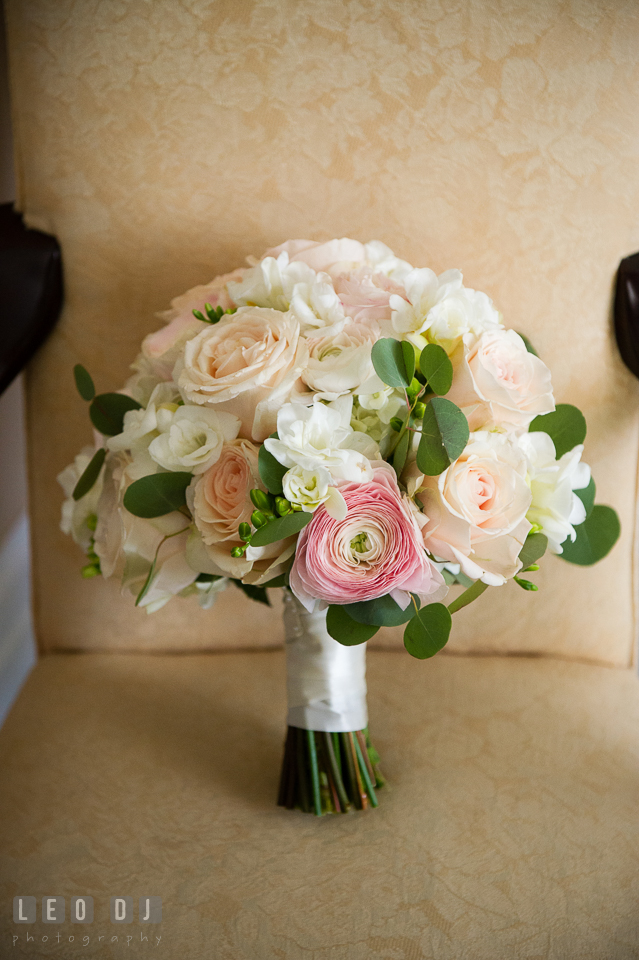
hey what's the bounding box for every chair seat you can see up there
[1,650,638,959]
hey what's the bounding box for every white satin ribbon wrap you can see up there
[283,592,368,732]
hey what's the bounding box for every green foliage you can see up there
[559,505,621,566]
[135,555,158,606]
[575,476,596,518]
[90,393,142,436]
[517,333,538,357]
[419,343,453,395]
[233,580,271,606]
[73,364,95,401]
[404,603,452,659]
[416,398,469,476]
[392,430,410,477]
[249,509,313,546]
[518,532,548,568]
[72,447,106,501]
[123,471,192,518]
[326,605,380,645]
[447,579,489,614]
[529,404,587,460]
[258,439,288,495]
[371,338,415,390]
[344,594,419,627]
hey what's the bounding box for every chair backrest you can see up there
[6,0,639,665]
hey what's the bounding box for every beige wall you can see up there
[5,0,639,664]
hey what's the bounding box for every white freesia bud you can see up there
[148,405,240,474]
[282,465,348,520]
[518,432,591,553]
[265,396,379,484]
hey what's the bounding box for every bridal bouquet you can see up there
[60,238,620,815]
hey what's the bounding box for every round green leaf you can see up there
[327,605,379,645]
[258,439,288,495]
[123,472,192,518]
[529,404,587,460]
[249,509,312,546]
[72,447,106,501]
[518,532,548,568]
[404,603,452,659]
[90,393,142,436]
[419,343,453,395]
[559,505,620,566]
[73,363,95,401]
[416,397,469,476]
[371,338,414,390]
[344,594,419,627]
[575,476,596,518]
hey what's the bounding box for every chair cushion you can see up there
[1,651,638,959]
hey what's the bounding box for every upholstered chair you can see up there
[1,2,638,957]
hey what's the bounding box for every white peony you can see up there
[148,404,240,474]
[518,432,591,553]
[265,395,379,484]
[282,465,348,520]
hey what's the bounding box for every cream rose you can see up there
[418,431,532,585]
[175,306,308,442]
[447,329,554,431]
[301,321,380,398]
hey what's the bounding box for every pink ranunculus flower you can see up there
[333,268,408,331]
[141,270,245,377]
[290,462,447,612]
[263,238,368,278]
[447,328,555,431]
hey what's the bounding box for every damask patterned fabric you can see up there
[0,651,638,959]
[5,0,639,661]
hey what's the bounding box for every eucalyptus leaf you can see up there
[529,404,587,460]
[371,338,414,390]
[392,430,410,477]
[90,393,142,436]
[135,555,158,606]
[559,505,620,566]
[326,605,379,645]
[447,579,488,615]
[233,580,271,606]
[258,438,288,495]
[517,333,538,357]
[416,398,469,476]
[575,476,596,518]
[344,594,419,627]
[404,603,452,659]
[123,471,192,518]
[249,510,312,546]
[419,343,453,395]
[401,340,416,384]
[73,363,95,401]
[72,447,106,501]
[518,532,548,568]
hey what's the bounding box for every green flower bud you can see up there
[275,497,292,516]
[251,510,267,528]
[407,377,422,400]
[250,488,271,511]
[81,563,100,579]
[413,401,426,419]
[390,416,404,433]
[192,309,206,322]
[514,576,538,591]
[238,522,252,542]
[231,545,247,558]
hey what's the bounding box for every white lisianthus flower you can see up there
[302,321,379,398]
[148,405,240,474]
[363,240,414,282]
[227,252,316,312]
[288,274,346,336]
[58,446,105,551]
[518,432,591,553]
[425,287,502,352]
[107,382,181,478]
[282,465,348,520]
[265,395,379,483]
[390,267,464,338]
